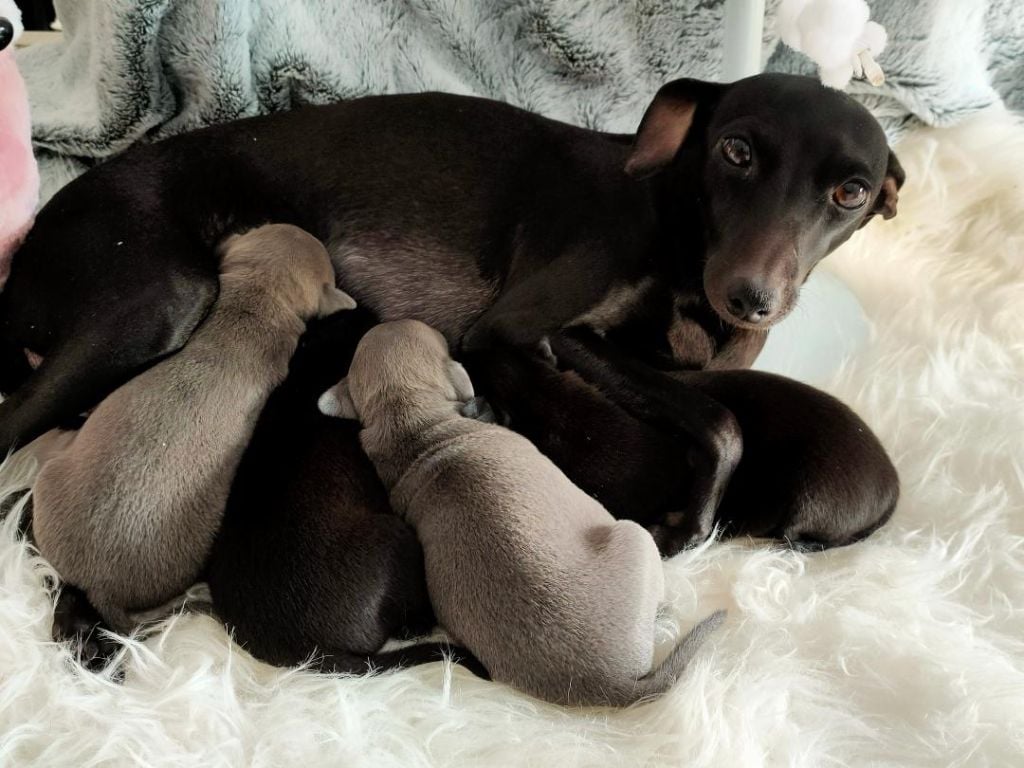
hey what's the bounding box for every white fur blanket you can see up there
[1,108,1022,767]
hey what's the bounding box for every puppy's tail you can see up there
[612,609,726,706]
[319,642,490,680]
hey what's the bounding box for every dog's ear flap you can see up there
[318,378,358,420]
[625,79,725,179]
[446,360,475,403]
[862,150,905,227]
[318,284,357,316]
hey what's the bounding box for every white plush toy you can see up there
[776,0,887,89]
[0,0,40,289]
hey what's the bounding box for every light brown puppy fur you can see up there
[32,224,355,633]
[319,319,724,706]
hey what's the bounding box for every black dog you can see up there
[466,337,898,555]
[0,73,903,546]
[205,307,483,676]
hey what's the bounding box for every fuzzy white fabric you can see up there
[2,110,1024,767]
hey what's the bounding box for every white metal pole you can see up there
[721,0,766,82]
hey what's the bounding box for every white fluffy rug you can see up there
[2,110,1023,768]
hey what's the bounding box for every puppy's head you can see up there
[627,73,904,330]
[318,319,474,423]
[218,223,356,320]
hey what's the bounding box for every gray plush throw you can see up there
[16,0,1024,200]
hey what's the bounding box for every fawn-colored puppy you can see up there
[319,319,724,706]
[32,224,355,633]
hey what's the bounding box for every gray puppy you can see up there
[32,224,355,633]
[318,319,725,706]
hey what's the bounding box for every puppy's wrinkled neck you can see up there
[217,270,310,337]
[358,391,468,489]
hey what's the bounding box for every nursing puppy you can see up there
[207,308,482,676]
[319,319,725,706]
[31,224,355,633]
[466,341,898,555]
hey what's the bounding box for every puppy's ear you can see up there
[861,150,905,227]
[318,284,357,316]
[318,378,358,420]
[446,360,475,403]
[625,79,725,179]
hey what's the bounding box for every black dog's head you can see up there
[626,73,904,330]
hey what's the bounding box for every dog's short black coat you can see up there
[205,308,484,676]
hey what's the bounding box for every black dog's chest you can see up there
[328,233,499,344]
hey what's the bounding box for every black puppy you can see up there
[204,308,483,676]
[0,74,902,506]
[466,339,898,555]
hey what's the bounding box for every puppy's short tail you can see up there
[614,609,727,706]
[319,642,490,680]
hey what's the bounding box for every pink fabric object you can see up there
[0,45,40,289]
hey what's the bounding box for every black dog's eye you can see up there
[721,137,752,168]
[833,181,869,209]
[0,19,14,52]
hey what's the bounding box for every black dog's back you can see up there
[0,91,640,453]
[206,308,458,672]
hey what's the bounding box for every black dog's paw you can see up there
[52,586,121,673]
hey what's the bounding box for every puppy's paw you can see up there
[460,395,499,424]
[649,514,715,557]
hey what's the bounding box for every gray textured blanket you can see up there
[17,0,1024,200]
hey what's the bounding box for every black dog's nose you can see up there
[726,280,776,324]
[0,19,14,52]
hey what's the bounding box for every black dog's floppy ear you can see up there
[625,79,725,179]
[862,149,905,227]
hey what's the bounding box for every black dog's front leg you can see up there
[461,251,612,354]
[550,329,743,554]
